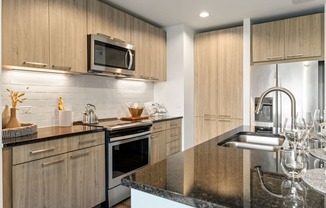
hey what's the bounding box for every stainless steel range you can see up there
[95,118,152,207]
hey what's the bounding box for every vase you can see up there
[5,108,21,129]
[2,105,10,129]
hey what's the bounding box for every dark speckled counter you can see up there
[122,125,324,208]
[2,125,104,147]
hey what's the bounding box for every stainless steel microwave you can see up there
[88,34,135,76]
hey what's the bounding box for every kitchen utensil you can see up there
[128,107,144,118]
[83,104,98,124]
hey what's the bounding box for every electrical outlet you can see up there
[20,106,32,114]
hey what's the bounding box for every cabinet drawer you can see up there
[151,122,166,133]
[13,138,68,165]
[166,128,181,143]
[68,132,104,151]
[166,140,180,156]
[166,119,181,129]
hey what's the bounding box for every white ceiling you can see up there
[105,0,326,31]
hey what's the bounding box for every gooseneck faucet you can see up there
[255,87,296,131]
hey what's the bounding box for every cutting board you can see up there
[120,116,149,121]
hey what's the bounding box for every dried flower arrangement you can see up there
[6,87,29,109]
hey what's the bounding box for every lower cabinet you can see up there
[151,118,182,164]
[13,154,68,208]
[8,132,105,208]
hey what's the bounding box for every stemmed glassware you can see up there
[313,109,326,150]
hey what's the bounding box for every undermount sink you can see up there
[218,132,285,151]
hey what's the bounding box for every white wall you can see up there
[2,70,154,127]
[154,24,194,150]
[243,18,251,125]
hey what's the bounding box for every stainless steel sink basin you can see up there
[218,132,285,151]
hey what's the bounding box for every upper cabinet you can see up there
[49,0,87,72]
[3,0,87,72]
[87,0,166,81]
[3,0,50,69]
[252,13,324,64]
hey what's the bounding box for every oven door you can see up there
[108,133,150,188]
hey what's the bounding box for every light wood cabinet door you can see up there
[252,20,285,63]
[194,31,218,117]
[68,145,105,208]
[284,13,323,60]
[217,27,243,119]
[151,131,166,164]
[13,154,68,208]
[2,0,49,68]
[131,18,152,79]
[202,117,219,142]
[49,0,87,73]
[217,119,243,136]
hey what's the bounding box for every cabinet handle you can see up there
[140,75,150,79]
[52,65,72,71]
[151,77,159,80]
[79,139,96,145]
[219,120,231,122]
[204,118,216,121]
[151,135,159,139]
[170,124,178,127]
[42,158,65,166]
[286,54,303,58]
[70,152,89,159]
[153,126,162,130]
[266,56,282,60]
[30,147,56,154]
[218,115,231,118]
[170,133,178,137]
[204,114,216,117]
[23,61,47,67]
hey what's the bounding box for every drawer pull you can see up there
[70,152,89,159]
[219,120,231,122]
[171,133,178,137]
[23,61,47,67]
[266,56,282,60]
[52,65,72,71]
[153,127,162,130]
[79,139,96,145]
[204,114,215,117]
[151,135,159,139]
[218,115,231,118]
[140,75,150,79]
[170,124,178,127]
[204,118,216,121]
[42,158,65,166]
[286,54,303,58]
[30,147,56,154]
[151,77,159,80]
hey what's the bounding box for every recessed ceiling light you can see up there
[199,11,209,18]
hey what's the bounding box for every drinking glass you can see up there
[280,149,308,179]
[281,178,306,208]
[295,112,313,150]
[283,117,296,149]
[314,109,326,150]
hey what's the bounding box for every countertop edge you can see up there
[121,178,227,208]
[151,116,183,123]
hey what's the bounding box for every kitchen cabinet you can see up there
[87,0,131,43]
[194,26,243,145]
[7,132,105,208]
[49,0,87,72]
[2,0,49,68]
[151,118,182,164]
[2,0,87,73]
[252,13,324,64]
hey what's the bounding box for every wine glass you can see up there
[314,109,326,150]
[281,178,306,208]
[295,112,313,149]
[283,117,296,149]
[280,148,308,179]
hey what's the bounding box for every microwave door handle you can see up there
[127,49,133,70]
[124,51,129,68]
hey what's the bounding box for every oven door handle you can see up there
[110,131,151,142]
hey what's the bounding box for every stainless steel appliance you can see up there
[88,34,135,76]
[82,103,99,124]
[251,61,324,134]
[98,119,151,207]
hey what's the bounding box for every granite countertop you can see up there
[122,125,324,208]
[2,116,182,147]
[2,125,104,147]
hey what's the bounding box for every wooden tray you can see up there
[2,123,37,139]
[120,116,149,121]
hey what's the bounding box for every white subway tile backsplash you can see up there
[2,70,154,127]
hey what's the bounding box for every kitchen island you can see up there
[122,125,325,208]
